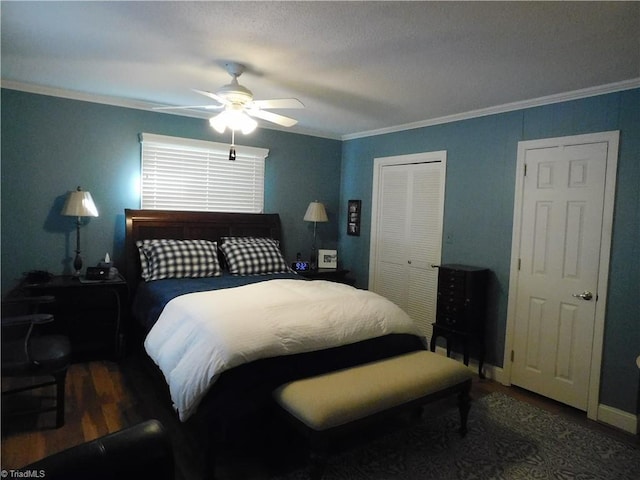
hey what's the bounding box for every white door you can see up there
[370,152,446,338]
[509,132,619,412]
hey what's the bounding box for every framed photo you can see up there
[347,199,361,236]
[318,249,338,269]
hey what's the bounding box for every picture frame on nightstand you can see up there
[318,249,338,269]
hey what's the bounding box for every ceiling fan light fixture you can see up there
[209,109,258,135]
[209,114,227,134]
[239,114,258,135]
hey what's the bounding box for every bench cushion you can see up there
[273,350,473,431]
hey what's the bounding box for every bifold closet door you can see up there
[370,158,445,338]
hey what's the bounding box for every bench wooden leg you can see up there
[203,450,217,480]
[309,451,327,480]
[309,434,329,480]
[457,384,471,436]
[193,419,218,479]
[410,405,424,419]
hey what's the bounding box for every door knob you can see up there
[572,291,593,301]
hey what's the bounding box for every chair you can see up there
[1,295,71,428]
[22,419,175,480]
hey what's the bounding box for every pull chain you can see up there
[229,129,236,161]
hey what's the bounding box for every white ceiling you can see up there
[2,1,639,140]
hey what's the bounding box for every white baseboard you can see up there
[597,403,639,435]
[432,347,638,434]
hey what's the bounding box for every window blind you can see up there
[140,133,269,213]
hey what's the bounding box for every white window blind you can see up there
[140,133,269,213]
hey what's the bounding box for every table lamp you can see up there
[303,201,328,268]
[61,186,99,277]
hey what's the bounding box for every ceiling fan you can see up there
[154,62,304,133]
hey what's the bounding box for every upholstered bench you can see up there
[273,350,473,479]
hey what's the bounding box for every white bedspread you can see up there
[144,279,419,421]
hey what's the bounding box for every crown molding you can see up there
[0,79,343,141]
[3,78,638,142]
[342,78,640,141]
[0,79,167,113]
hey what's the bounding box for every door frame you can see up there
[368,151,447,290]
[503,131,620,420]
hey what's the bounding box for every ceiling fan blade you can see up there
[192,88,229,106]
[248,109,298,127]
[152,104,224,111]
[250,98,304,109]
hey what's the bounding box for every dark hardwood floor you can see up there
[2,351,638,479]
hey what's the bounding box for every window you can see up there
[139,133,269,213]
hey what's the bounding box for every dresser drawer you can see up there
[436,313,466,329]
[437,289,467,305]
[438,271,466,295]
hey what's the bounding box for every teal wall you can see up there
[2,87,638,415]
[1,89,342,291]
[338,88,640,414]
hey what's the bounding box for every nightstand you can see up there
[25,274,128,360]
[299,268,355,285]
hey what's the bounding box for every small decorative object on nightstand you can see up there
[318,249,337,269]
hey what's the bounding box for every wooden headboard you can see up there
[124,209,282,292]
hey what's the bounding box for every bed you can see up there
[123,208,426,467]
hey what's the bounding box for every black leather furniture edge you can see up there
[22,419,174,480]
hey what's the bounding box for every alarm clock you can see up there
[292,261,310,272]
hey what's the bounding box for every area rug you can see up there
[273,392,640,480]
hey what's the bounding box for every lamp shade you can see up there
[61,187,99,217]
[303,201,328,223]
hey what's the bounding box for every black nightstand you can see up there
[25,274,128,360]
[299,268,355,286]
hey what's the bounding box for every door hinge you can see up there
[518,258,521,270]
[511,350,515,362]
[524,164,527,176]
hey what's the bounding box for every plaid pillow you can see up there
[135,239,155,280]
[138,239,222,281]
[221,236,280,247]
[220,240,291,275]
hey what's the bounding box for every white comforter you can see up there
[144,279,419,421]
